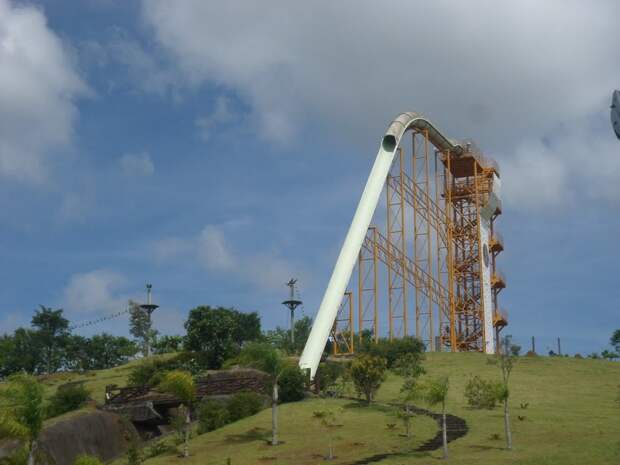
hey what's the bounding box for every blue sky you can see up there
[0,0,618,356]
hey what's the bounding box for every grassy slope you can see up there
[132,353,619,465]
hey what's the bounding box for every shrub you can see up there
[349,354,387,404]
[464,375,499,409]
[72,455,104,465]
[574,353,583,359]
[359,337,425,368]
[315,361,347,394]
[525,350,537,357]
[145,440,177,458]
[197,399,230,433]
[127,353,202,386]
[226,391,264,421]
[278,366,306,402]
[47,382,90,418]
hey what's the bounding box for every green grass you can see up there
[126,353,620,465]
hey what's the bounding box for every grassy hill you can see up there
[31,352,620,464]
[95,352,618,465]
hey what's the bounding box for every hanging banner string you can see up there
[69,307,131,331]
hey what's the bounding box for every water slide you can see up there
[298,113,464,378]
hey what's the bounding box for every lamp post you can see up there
[139,283,159,357]
[282,279,302,346]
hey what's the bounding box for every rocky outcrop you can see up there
[36,410,137,465]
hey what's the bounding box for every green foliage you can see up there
[423,376,450,408]
[278,366,306,402]
[315,361,347,395]
[31,306,70,374]
[393,352,425,380]
[233,342,286,380]
[197,399,230,433]
[72,455,104,465]
[358,336,425,368]
[129,300,158,357]
[127,352,201,386]
[0,329,40,377]
[601,350,619,361]
[226,391,264,422]
[0,374,45,443]
[184,306,261,369]
[125,441,143,465]
[159,371,196,405]
[145,440,177,458]
[611,329,620,353]
[46,382,91,418]
[65,334,138,371]
[263,316,313,354]
[349,355,387,404]
[152,335,184,354]
[464,375,500,409]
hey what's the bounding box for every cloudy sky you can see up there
[1,0,618,355]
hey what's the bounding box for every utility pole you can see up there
[282,279,302,346]
[139,283,159,357]
[557,337,562,356]
[531,336,536,354]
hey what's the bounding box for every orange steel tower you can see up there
[330,127,506,356]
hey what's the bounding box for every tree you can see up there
[0,374,45,465]
[311,405,343,460]
[264,316,313,354]
[601,349,619,361]
[423,376,450,460]
[31,306,69,374]
[611,329,620,353]
[184,306,261,369]
[129,300,158,358]
[159,371,196,458]
[152,335,184,354]
[492,342,517,451]
[394,353,425,438]
[72,455,104,465]
[234,342,288,446]
[0,329,41,377]
[349,354,387,404]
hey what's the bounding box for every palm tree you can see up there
[159,371,196,458]
[0,374,45,465]
[424,376,450,460]
[235,342,288,446]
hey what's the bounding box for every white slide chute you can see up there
[299,112,464,378]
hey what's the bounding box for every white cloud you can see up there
[141,0,620,208]
[119,151,155,177]
[153,224,302,291]
[195,96,236,141]
[197,225,236,271]
[0,0,88,182]
[63,269,127,315]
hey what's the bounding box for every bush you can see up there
[127,353,202,386]
[197,399,230,433]
[73,455,104,465]
[358,337,425,368]
[350,354,387,404]
[278,366,306,402]
[226,391,264,422]
[464,375,499,409]
[315,361,347,394]
[525,350,537,357]
[145,440,177,458]
[47,382,90,418]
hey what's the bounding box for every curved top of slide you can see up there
[380,112,464,155]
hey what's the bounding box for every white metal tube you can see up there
[299,113,462,378]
